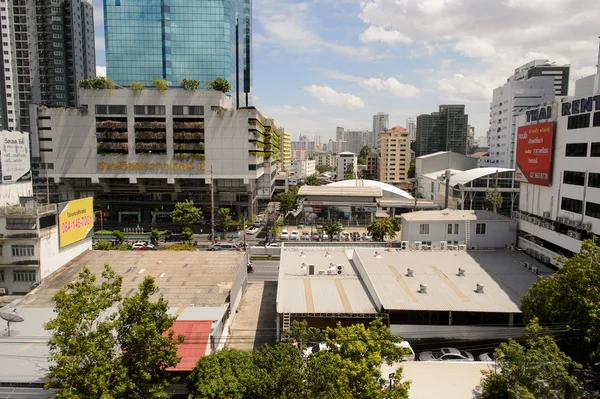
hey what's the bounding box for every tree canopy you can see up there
[209,78,231,93]
[171,199,201,229]
[368,217,398,241]
[359,145,372,158]
[45,264,182,399]
[218,207,232,233]
[323,221,342,240]
[304,173,321,186]
[275,190,297,217]
[315,164,334,174]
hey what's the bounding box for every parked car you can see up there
[396,341,416,362]
[313,232,320,240]
[352,232,361,241]
[362,232,372,241]
[208,243,240,251]
[298,223,305,229]
[322,232,329,240]
[132,242,154,250]
[290,230,299,240]
[301,231,310,240]
[418,347,474,362]
[246,227,259,235]
[342,231,351,241]
[280,229,289,240]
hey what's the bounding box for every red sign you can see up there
[515,122,554,186]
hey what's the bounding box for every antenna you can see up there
[0,310,24,337]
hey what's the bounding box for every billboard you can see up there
[58,197,94,248]
[0,130,30,184]
[515,122,554,186]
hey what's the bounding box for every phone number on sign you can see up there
[61,215,92,234]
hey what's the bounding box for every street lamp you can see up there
[388,372,396,392]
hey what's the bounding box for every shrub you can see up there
[164,243,196,251]
[131,81,144,94]
[180,78,200,90]
[152,79,169,92]
[113,230,124,244]
[181,227,194,242]
[93,241,114,250]
[208,78,231,93]
[79,76,116,90]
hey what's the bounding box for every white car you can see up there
[418,347,474,362]
[302,343,341,357]
[396,341,416,362]
[322,232,329,240]
[132,242,154,250]
[290,230,299,240]
[301,231,310,240]
[246,227,259,235]
[280,229,289,240]
[477,353,494,362]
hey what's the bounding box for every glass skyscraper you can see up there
[104,0,252,107]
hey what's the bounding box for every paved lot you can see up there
[248,260,279,282]
[0,388,56,398]
[228,282,277,350]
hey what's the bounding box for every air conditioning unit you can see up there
[524,262,531,269]
[582,223,592,231]
[458,244,467,251]
[531,267,538,274]
[337,265,344,275]
[439,241,447,251]
[542,211,551,218]
[327,269,336,275]
[0,287,6,295]
[400,241,409,251]
[318,270,325,275]
[413,241,422,251]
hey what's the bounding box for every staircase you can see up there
[465,220,471,248]
[282,313,291,332]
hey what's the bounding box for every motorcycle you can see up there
[247,261,254,273]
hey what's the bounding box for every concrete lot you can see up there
[18,250,244,308]
[227,282,277,350]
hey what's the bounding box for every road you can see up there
[248,260,280,282]
[0,388,56,398]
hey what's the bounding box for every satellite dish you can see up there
[0,310,24,337]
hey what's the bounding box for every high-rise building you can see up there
[378,126,410,184]
[0,0,96,132]
[104,0,252,108]
[406,118,416,141]
[281,129,291,171]
[373,112,389,134]
[345,130,369,155]
[416,105,468,157]
[336,126,346,141]
[480,60,569,168]
[337,152,357,180]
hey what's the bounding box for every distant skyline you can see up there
[92,0,599,141]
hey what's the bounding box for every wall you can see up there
[0,182,34,206]
[391,324,524,340]
[416,152,478,177]
[38,226,91,279]
[229,254,248,317]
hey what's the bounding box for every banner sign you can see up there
[58,197,94,248]
[0,130,30,184]
[515,122,554,186]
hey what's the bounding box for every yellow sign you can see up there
[58,197,94,248]
[97,161,205,171]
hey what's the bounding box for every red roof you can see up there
[388,126,407,133]
[166,320,212,371]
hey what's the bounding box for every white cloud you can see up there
[304,85,365,109]
[361,77,420,97]
[359,26,412,45]
[96,66,106,77]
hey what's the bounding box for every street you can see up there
[248,260,280,282]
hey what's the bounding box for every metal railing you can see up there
[0,203,57,217]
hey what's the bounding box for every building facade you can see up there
[377,126,410,185]
[314,152,336,170]
[514,60,600,262]
[345,130,368,155]
[336,152,357,180]
[281,129,291,171]
[480,60,569,168]
[30,89,280,228]
[291,159,315,178]
[373,112,389,134]
[291,148,308,161]
[406,117,416,141]
[416,105,468,157]
[0,0,95,132]
[103,0,252,108]
[365,153,379,180]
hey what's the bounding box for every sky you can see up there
[92,0,599,142]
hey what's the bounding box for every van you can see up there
[208,243,240,251]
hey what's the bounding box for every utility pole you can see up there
[493,169,499,213]
[444,169,450,209]
[210,166,215,241]
[45,167,50,204]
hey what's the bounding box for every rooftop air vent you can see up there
[407,268,414,277]
[419,284,428,294]
[458,268,466,277]
[300,251,306,258]
[325,251,332,258]
[476,284,485,293]
[374,251,382,258]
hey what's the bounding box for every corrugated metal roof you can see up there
[166,320,212,371]
[449,167,514,186]
[298,185,382,197]
[276,249,378,315]
[327,179,414,200]
[353,249,548,313]
[401,209,511,222]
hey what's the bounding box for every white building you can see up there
[291,159,316,178]
[406,117,416,142]
[514,52,600,265]
[337,152,357,180]
[480,60,569,168]
[345,130,369,154]
[401,210,517,249]
[373,112,389,134]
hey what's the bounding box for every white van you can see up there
[396,341,416,361]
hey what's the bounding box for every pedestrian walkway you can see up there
[227,282,277,350]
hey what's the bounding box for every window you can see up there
[561,197,583,214]
[476,223,486,234]
[13,270,36,282]
[594,112,600,127]
[447,224,452,234]
[589,173,600,189]
[419,224,429,234]
[0,269,3,282]
[454,223,459,234]
[567,113,590,130]
[12,245,34,257]
[95,105,127,115]
[591,143,600,157]
[586,202,600,219]
[565,143,587,157]
[563,171,585,186]
[172,105,203,116]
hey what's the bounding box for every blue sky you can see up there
[92,0,599,142]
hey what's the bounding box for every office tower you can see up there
[406,117,416,141]
[345,130,369,154]
[373,112,389,134]
[336,126,345,141]
[281,129,291,171]
[481,60,569,168]
[416,105,468,157]
[378,126,410,184]
[0,0,96,132]
[104,0,252,108]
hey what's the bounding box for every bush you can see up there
[94,230,114,235]
[181,227,194,242]
[152,78,169,92]
[180,78,200,90]
[164,243,196,251]
[208,78,231,93]
[93,242,131,251]
[150,229,161,245]
[79,76,116,90]
[113,230,124,244]
[131,81,144,94]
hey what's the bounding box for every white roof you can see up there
[401,209,510,222]
[416,151,449,159]
[421,169,462,181]
[298,185,382,197]
[338,151,357,156]
[326,179,414,200]
[449,167,514,186]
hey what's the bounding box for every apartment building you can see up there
[378,126,411,185]
[336,152,357,180]
[314,152,336,169]
[416,105,469,157]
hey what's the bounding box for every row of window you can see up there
[0,269,36,283]
[419,223,486,235]
[565,142,600,157]
[0,245,35,257]
[561,197,600,220]
[95,104,205,116]
[567,112,600,130]
[563,171,600,188]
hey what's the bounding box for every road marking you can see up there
[388,266,418,303]
[303,279,315,313]
[15,339,41,353]
[431,265,471,302]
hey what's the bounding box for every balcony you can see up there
[0,204,56,218]
[512,210,586,254]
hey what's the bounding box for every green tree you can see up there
[315,164,334,173]
[113,229,124,244]
[407,160,416,179]
[150,228,162,245]
[283,320,325,351]
[79,76,116,90]
[152,78,169,92]
[485,189,503,212]
[359,145,372,159]
[208,78,231,93]
[218,207,232,235]
[171,199,202,230]
[323,221,342,241]
[358,156,366,165]
[276,191,297,217]
[252,343,304,399]
[521,237,600,365]
[368,217,397,241]
[180,78,200,90]
[344,173,355,180]
[304,173,321,186]
[480,320,581,399]
[131,81,144,94]
[45,264,182,398]
[345,162,354,175]
[181,227,194,243]
[270,216,284,241]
